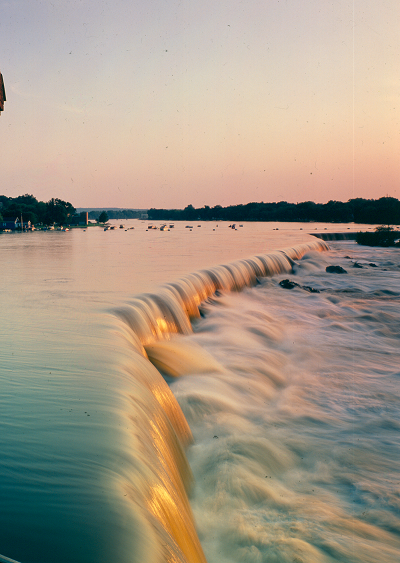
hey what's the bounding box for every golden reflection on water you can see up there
[147,482,207,563]
[117,344,205,562]
[156,317,169,334]
[121,369,205,563]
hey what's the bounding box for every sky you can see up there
[1,0,399,209]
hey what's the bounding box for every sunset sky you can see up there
[1,0,399,209]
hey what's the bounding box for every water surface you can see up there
[1,221,398,563]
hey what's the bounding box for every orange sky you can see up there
[1,0,399,208]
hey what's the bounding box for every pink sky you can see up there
[1,0,399,208]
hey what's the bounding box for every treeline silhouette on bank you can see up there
[87,209,142,220]
[0,194,75,225]
[148,197,400,224]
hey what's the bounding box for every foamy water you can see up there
[172,245,400,563]
[1,222,399,563]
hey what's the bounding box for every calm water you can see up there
[0,221,399,563]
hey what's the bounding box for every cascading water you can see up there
[112,240,329,562]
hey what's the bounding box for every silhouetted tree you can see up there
[44,198,75,225]
[98,211,109,223]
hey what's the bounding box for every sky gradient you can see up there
[1,0,399,209]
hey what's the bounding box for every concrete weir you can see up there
[310,232,358,241]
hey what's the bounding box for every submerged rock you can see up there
[326,265,348,274]
[279,279,300,290]
[302,285,320,293]
[279,279,320,293]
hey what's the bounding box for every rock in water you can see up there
[326,265,348,274]
[279,279,320,293]
[279,279,300,289]
[302,285,320,293]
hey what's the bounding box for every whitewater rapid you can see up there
[110,240,327,562]
[114,238,400,563]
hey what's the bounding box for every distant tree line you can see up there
[148,197,400,224]
[87,209,143,220]
[0,194,76,225]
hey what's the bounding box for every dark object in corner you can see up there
[0,71,5,114]
[326,265,348,274]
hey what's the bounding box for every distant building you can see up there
[1,217,32,231]
[0,72,5,114]
[68,212,89,226]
